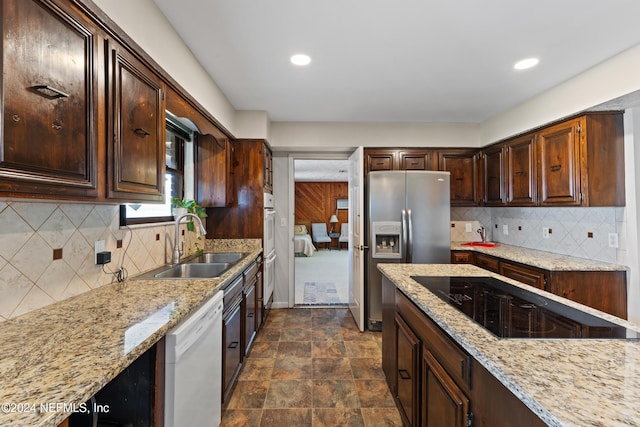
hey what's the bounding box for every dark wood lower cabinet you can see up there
[67,339,164,427]
[395,314,420,427]
[451,250,627,319]
[422,349,469,427]
[383,280,547,427]
[222,300,242,402]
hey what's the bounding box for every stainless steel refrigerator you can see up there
[365,170,451,330]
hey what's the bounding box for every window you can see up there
[120,112,195,226]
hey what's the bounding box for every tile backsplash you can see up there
[0,201,204,322]
[451,206,627,265]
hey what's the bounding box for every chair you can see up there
[338,223,349,249]
[311,223,331,249]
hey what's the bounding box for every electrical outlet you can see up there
[503,224,508,235]
[608,233,619,248]
[94,240,105,264]
[542,227,550,239]
[465,223,472,232]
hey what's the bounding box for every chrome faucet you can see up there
[477,226,486,243]
[172,213,207,265]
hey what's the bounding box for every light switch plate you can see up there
[280,218,287,227]
[503,224,508,235]
[542,227,550,239]
[465,223,472,232]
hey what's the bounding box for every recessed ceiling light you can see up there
[290,54,311,66]
[514,57,539,70]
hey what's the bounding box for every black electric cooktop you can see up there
[411,276,640,339]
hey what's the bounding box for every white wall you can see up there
[481,44,640,144]
[270,121,481,150]
[91,0,238,135]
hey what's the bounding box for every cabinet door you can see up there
[438,150,480,206]
[107,41,165,202]
[499,261,547,290]
[506,134,537,206]
[195,132,235,207]
[365,149,396,173]
[398,149,436,170]
[255,269,264,330]
[537,118,582,206]
[222,302,242,403]
[1,0,98,198]
[395,314,420,427]
[482,145,505,206]
[244,281,257,355]
[422,349,470,427]
[263,143,273,193]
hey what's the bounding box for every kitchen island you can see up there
[0,240,261,427]
[379,263,640,426]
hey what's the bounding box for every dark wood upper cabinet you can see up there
[438,150,481,206]
[537,113,624,207]
[263,144,273,193]
[398,149,437,171]
[537,118,582,206]
[107,40,165,202]
[0,0,98,198]
[365,149,396,173]
[195,132,235,207]
[481,144,505,206]
[506,133,537,206]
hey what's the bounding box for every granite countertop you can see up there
[379,263,640,427]
[451,241,628,271]
[0,240,262,427]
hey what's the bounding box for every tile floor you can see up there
[221,308,403,427]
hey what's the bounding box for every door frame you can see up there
[287,151,352,308]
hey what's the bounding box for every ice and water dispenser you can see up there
[371,221,402,259]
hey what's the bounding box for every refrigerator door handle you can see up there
[407,209,413,263]
[401,209,408,263]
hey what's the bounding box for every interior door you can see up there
[348,147,365,331]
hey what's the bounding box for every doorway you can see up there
[291,156,350,307]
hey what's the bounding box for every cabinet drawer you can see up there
[369,156,393,171]
[499,261,546,290]
[451,251,472,264]
[397,290,471,390]
[474,253,499,273]
[223,275,243,311]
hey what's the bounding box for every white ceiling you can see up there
[153,0,640,123]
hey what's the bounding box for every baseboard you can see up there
[271,302,290,309]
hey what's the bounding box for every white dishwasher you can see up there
[165,290,223,427]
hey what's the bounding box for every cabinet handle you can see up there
[550,164,562,172]
[228,341,239,349]
[51,121,62,131]
[248,313,254,318]
[12,114,20,123]
[398,369,411,380]
[515,171,527,176]
[134,127,151,136]
[31,85,69,99]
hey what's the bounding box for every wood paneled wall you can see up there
[295,182,348,233]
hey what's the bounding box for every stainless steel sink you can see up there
[153,262,232,279]
[185,252,248,264]
[134,252,249,280]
